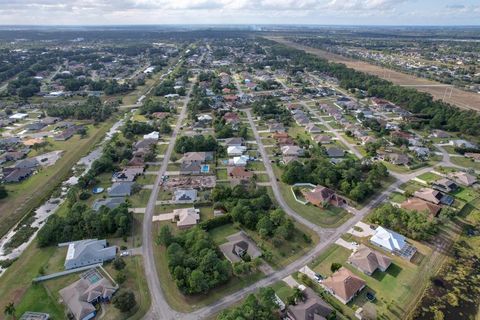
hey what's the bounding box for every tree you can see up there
[157,225,173,246]
[331,262,342,273]
[115,270,127,284]
[0,186,8,200]
[112,290,136,312]
[4,302,15,320]
[113,257,126,270]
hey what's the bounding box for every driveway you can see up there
[283,275,300,289]
[348,221,375,238]
[335,238,358,251]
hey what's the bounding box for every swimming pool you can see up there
[201,165,210,173]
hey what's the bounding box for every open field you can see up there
[267,37,480,112]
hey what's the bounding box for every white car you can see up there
[120,251,130,257]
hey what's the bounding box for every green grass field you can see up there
[417,172,441,183]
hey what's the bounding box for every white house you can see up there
[370,226,406,252]
[227,146,247,156]
[229,155,249,166]
[9,113,29,121]
[143,131,160,140]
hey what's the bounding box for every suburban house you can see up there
[326,147,345,158]
[450,139,477,149]
[54,125,82,141]
[414,187,454,206]
[268,123,286,133]
[108,182,134,197]
[287,287,333,320]
[2,167,33,183]
[227,145,247,156]
[401,198,442,218]
[143,131,160,140]
[181,151,213,164]
[225,137,245,147]
[281,145,305,157]
[92,197,125,211]
[59,269,117,320]
[370,226,416,260]
[302,185,346,208]
[219,231,262,263]
[229,155,249,167]
[172,207,200,229]
[112,166,144,182]
[464,153,480,162]
[227,166,254,184]
[63,239,116,270]
[448,171,477,186]
[348,245,392,276]
[388,153,410,166]
[312,135,332,144]
[305,123,321,134]
[432,178,458,193]
[173,189,198,203]
[321,267,366,304]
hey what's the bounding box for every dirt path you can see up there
[266,37,480,112]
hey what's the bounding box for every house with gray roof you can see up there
[173,189,198,203]
[63,239,116,270]
[108,182,134,197]
[219,231,262,263]
[92,197,125,211]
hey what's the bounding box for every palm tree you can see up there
[4,302,16,320]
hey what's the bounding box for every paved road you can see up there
[142,86,192,320]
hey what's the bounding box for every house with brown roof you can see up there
[348,245,392,276]
[59,270,117,320]
[414,188,443,205]
[172,207,200,229]
[181,151,213,164]
[448,171,477,187]
[227,166,254,185]
[312,135,332,144]
[401,198,441,218]
[321,267,366,304]
[272,132,289,140]
[302,185,345,208]
[287,287,334,320]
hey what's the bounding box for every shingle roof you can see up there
[322,268,365,303]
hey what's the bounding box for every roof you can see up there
[281,145,304,156]
[322,268,365,303]
[326,147,345,158]
[225,137,244,146]
[348,245,391,274]
[401,198,441,217]
[219,231,262,263]
[92,197,125,211]
[370,226,406,251]
[108,182,134,197]
[173,189,197,202]
[414,188,442,205]
[174,207,200,227]
[288,287,333,320]
[448,171,477,186]
[64,239,116,270]
[304,186,335,203]
[182,151,212,163]
[227,146,247,155]
[228,166,254,179]
[59,271,116,320]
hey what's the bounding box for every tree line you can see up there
[45,96,116,121]
[37,203,132,247]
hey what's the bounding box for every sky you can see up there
[0,0,479,25]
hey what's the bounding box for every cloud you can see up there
[446,4,466,9]
[325,0,407,11]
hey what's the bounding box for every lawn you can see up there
[152,222,265,312]
[416,172,441,183]
[247,161,266,171]
[129,189,152,208]
[452,187,480,203]
[209,223,240,245]
[216,168,228,180]
[451,157,480,171]
[271,281,295,303]
[389,192,407,204]
[0,119,115,239]
[276,177,352,228]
